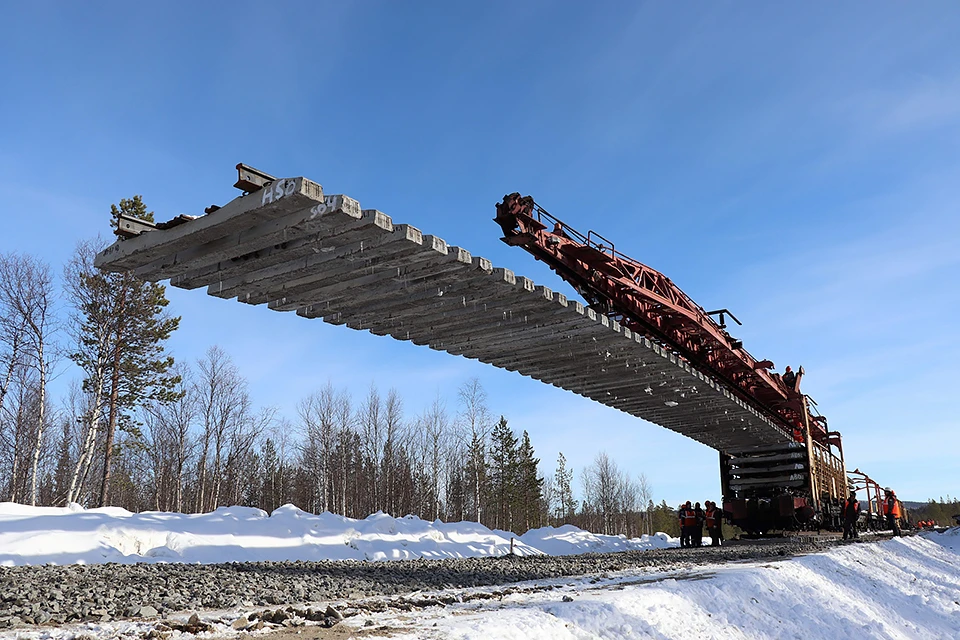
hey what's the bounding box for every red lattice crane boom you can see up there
[494,193,826,444]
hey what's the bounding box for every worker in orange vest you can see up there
[685,502,700,547]
[704,501,723,546]
[678,501,697,548]
[842,490,860,540]
[882,488,902,537]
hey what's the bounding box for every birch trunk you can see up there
[66,355,106,504]
[29,338,45,506]
[99,280,128,508]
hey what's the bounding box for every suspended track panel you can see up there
[95,176,793,451]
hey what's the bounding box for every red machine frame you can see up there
[495,193,852,533]
[495,193,827,442]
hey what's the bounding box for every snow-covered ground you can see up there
[2,502,958,639]
[0,502,674,565]
[356,529,960,639]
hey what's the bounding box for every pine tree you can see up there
[555,452,576,523]
[464,431,487,524]
[53,417,73,504]
[261,438,280,512]
[68,197,181,507]
[516,430,543,532]
[488,416,518,531]
[650,499,681,537]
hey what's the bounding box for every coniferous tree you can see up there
[516,430,543,532]
[650,499,681,537]
[912,498,960,526]
[445,457,467,522]
[68,197,181,507]
[464,431,488,524]
[53,416,73,504]
[488,416,518,531]
[261,437,281,512]
[555,452,576,523]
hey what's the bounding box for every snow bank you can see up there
[0,502,676,566]
[369,529,960,640]
[519,524,674,555]
[929,524,960,552]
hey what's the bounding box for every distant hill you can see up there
[862,500,927,510]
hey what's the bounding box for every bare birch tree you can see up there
[382,388,403,515]
[333,392,353,516]
[457,378,491,523]
[1,367,36,501]
[359,384,384,514]
[222,405,274,507]
[142,364,195,511]
[297,383,340,513]
[194,346,249,511]
[416,394,450,521]
[582,451,622,535]
[0,253,58,505]
[636,472,653,535]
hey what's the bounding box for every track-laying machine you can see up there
[495,193,849,534]
[94,163,901,535]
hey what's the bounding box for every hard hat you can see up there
[884,487,892,493]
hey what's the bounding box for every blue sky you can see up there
[2,2,958,506]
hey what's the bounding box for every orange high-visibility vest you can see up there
[705,508,719,528]
[682,509,698,527]
[883,497,901,518]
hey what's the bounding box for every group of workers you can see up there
[680,485,911,546]
[843,486,904,539]
[677,500,724,547]
[778,366,911,538]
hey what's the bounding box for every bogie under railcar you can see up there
[720,438,847,535]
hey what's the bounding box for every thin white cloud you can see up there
[842,78,960,136]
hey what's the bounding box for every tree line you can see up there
[1,195,670,538]
[910,497,960,527]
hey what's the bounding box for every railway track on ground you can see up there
[0,535,899,629]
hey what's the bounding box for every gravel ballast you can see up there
[0,538,863,628]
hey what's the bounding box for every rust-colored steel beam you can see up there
[494,193,818,441]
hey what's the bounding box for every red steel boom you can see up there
[495,193,828,444]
